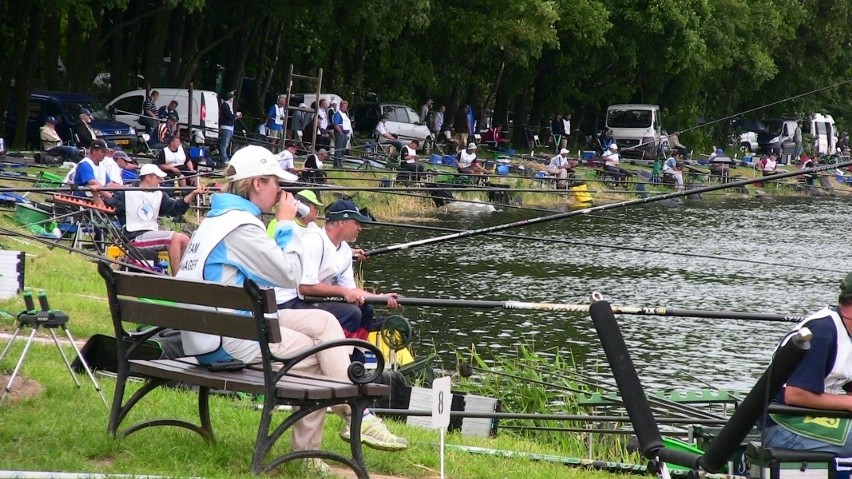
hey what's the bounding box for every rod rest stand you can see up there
[17,310,69,328]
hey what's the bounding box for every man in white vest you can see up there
[155,135,196,187]
[108,163,204,275]
[176,146,406,473]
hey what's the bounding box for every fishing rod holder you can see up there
[0,290,106,406]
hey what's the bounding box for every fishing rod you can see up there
[363,159,852,256]
[0,226,164,275]
[368,408,727,425]
[461,364,725,421]
[368,219,847,273]
[318,295,807,323]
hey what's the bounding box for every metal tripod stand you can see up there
[0,290,106,405]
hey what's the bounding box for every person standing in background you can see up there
[218,91,241,167]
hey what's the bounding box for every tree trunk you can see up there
[43,12,62,90]
[351,31,367,98]
[142,8,172,86]
[167,9,187,86]
[258,20,285,114]
[0,0,31,122]
[13,2,44,148]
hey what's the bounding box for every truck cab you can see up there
[605,104,663,158]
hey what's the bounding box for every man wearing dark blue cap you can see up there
[764,272,852,456]
[297,198,401,350]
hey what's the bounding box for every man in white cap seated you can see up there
[457,142,484,174]
[108,163,204,275]
[547,148,575,188]
[602,143,627,187]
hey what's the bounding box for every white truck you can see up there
[738,113,837,156]
[605,104,664,158]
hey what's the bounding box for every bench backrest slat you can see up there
[111,270,277,314]
[116,298,282,343]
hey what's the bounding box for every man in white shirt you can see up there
[108,164,204,275]
[374,115,403,152]
[547,148,574,188]
[457,142,484,174]
[602,143,627,187]
[274,140,299,175]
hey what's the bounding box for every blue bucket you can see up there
[503,149,516,157]
[496,164,510,176]
[429,154,442,165]
[189,146,208,160]
[443,155,457,167]
[582,151,595,160]
[535,171,548,179]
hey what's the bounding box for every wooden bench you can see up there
[98,261,390,477]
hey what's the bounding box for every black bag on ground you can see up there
[71,329,185,373]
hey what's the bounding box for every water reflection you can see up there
[359,196,849,393]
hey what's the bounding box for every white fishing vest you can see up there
[795,307,852,395]
[124,190,163,233]
[163,146,187,167]
[177,209,262,356]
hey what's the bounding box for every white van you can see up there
[107,88,220,145]
[605,104,663,158]
[810,113,837,155]
[290,92,344,109]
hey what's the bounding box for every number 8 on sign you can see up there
[432,376,451,429]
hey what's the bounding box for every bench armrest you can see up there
[270,338,386,384]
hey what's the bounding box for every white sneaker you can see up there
[302,457,332,477]
[339,414,408,451]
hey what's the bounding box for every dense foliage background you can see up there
[2,0,850,149]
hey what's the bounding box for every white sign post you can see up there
[431,376,452,479]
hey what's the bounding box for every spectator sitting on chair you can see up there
[481,124,510,149]
[299,148,328,184]
[108,164,204,276]
[400,139,425,175]
[74,110,98,148]
[668,131,689,158]
[153,115,178,149]
[547,148,574,188]
[602,143,628,187]
[115,151,141,185]
[662,151,685,190]
[100,143,129,185]
[760,153,779,176]
[800,153,819,185]
[375,114,403,152]
[155,135,196,187]
[38,116,80,164]
[65,139,114,205]
[457,142,484,175]
[274,140,300,176]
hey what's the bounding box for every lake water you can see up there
[357,194,851,393]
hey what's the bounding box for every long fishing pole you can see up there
[460,364,723,421]
[363,159,852,256]
[310,295,807,322]
[0,226,163,274]
[368,408,727,425]
[368,219,847,274]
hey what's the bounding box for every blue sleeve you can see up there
[267,105,276,121]
[273,220,296,249]
[75,161,95,186]
[783,319,837,398]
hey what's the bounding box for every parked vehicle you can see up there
[736,114,836,156]
[605,104,663,158]
[809,113,837,155]
[349,101,433,147]
[5,91,137,150]
[107,88,220,145]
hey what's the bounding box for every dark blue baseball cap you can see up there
[325,199,372,223]
[45,116,58,124]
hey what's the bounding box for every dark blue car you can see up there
[5,91,137,150]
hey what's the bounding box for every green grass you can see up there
[0,344,622,479]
